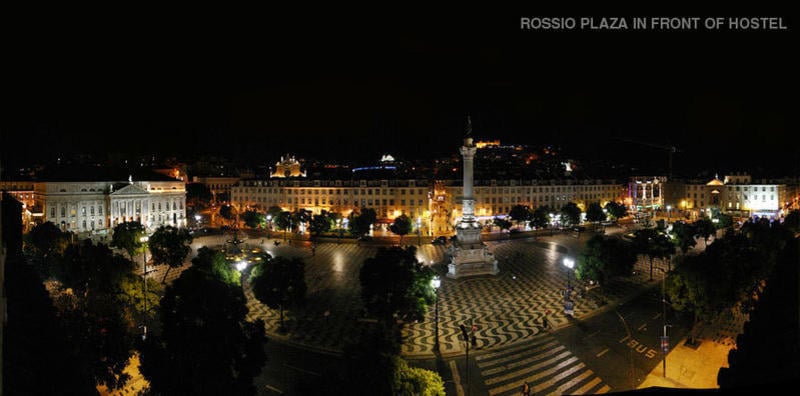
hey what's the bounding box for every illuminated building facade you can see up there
[191,176,240,204]
[662,173,792,220]
[2,168,187,235]
[269,154,307,178]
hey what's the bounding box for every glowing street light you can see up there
[431,275,441,351]
[666,205,672,221]
[236,260,247,272]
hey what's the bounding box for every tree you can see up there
[666,254,727,341]
[3,254,97,395]
[389,214,413,244]
[349,208,377,238]
[25,220,71,277]
[493,216,512,235]
[631,228,667,280]
[783,209,800,233]
[393,356,446,396]
[242,210,265,229]
[51,240,141,390]
[669,221,698,254]
[309,211,333,240]
[292,209,311,231]
[585,202,606,224]
[694,218,716,247]
[140,247,266,396]
[219,204,238,227]
[359,246,435,326]
[148,225,193,284]
[111,221,146,261]
[577,235,636,298]
[508,205,531,229]
[250,256,307,332]
[531,206,551,230]
[560,202,581,227]
[604,201,628,220]
[275,210,293,239]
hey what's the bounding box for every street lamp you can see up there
[562,257,575,288]
[431,275,441,352]
[666,205,672,222]
[417,216,422,246]
[657,267,670,378]
[236,260,247,272]
[562,257,575,316]
[266,214,272,238]
[139,235,149,341]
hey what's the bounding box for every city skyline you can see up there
[4,12,797,176]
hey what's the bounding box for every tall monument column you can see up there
[447,116,499,278]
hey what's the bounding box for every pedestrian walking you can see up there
[521,381,531,396]
[543,310,550,329]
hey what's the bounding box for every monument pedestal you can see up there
[446,223,499,279]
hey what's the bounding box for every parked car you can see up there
[431,236,448,245]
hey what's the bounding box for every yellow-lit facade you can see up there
[232,177,624,234]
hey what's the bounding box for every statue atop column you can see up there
[447,116,499,278]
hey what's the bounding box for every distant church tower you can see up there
[447,116,499,278]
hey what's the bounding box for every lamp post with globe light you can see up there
[432,275,441,352]
[562,257,575,316]
[139,235,149,340]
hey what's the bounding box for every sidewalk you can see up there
[637,336,731,391]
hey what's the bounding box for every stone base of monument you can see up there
[446,242,499,279]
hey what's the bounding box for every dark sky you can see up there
[3,10,797,176]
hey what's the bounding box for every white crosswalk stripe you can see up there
[476,335,611,396]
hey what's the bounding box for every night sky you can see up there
[3,10,797,176]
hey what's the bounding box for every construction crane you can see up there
[613,136,680,178]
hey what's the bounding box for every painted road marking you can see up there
[450,360,464,396]
[596,348,610,358]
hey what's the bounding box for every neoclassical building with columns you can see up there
[16,166,188,235]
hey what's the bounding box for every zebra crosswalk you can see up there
[475,335,611,396]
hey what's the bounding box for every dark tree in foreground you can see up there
[3,254,97,395]
[389,214,413,244]
[111,221,146,261]
[25,220,71,277]
[52,240,140,390]
[717,238,799,391]
[249,256,306,332]
[782,209,800,233]
[359,246,435,326]
[148,225,193,283]
[140,247,266,396]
